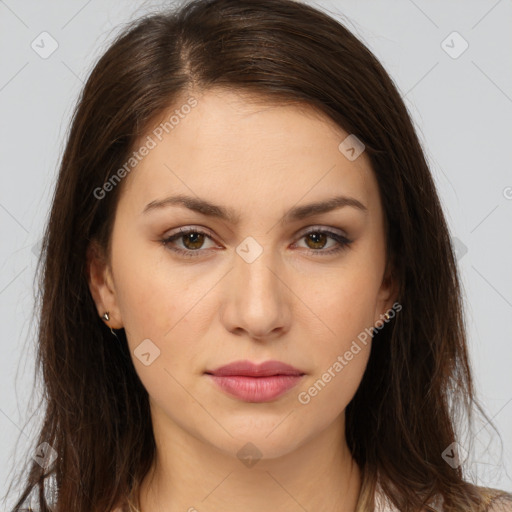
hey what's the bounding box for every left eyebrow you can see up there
[142,193,368,224]
[281,195,368,224]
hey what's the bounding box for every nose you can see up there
[220,243,292,341]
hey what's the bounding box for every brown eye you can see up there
[296,228,352,256]
[161,227,217,258]
[181,232,206,250]
[304,232,329,250]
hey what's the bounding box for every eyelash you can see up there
[161,227,352,258]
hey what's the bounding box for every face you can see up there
[88,88,396,461]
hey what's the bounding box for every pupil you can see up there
[185,232,203,249]
[308,232,326,249]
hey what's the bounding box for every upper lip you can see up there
[206,360,305,377]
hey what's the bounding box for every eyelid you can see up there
[162,224,347,241]
[162,225,217,241]
[300,225,347,237]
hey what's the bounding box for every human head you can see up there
[88,82,397,467]
[9,1,495,511]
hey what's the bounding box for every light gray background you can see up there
[1,0,511,508]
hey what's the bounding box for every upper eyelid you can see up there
[164,225,347,240]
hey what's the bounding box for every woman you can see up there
[7,0,512,511]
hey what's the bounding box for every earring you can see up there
[101,311,119,338]
[384,312,390,321]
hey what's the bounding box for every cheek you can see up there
[306,260,381,344]
[111,232,187,340]
[114,262,202,415]
[298,324,372,416]
[111,239,210,383]
[294,336,371,442]
[115,264,173,342]
[297,254,380,405]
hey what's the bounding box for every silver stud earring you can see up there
[101,311,119,338]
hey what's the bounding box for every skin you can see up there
[88,88,397,512]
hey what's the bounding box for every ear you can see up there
[373,255,400,326]
[86,240,124,329]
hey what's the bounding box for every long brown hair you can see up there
[6,0,510,511]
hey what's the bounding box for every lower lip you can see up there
[206,374,303,402]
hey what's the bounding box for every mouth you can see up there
[205,359,305,377]
[205,360,305,402]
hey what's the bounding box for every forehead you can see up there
[118,88,379,223]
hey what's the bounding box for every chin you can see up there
[201,422,307,464]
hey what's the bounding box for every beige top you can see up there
[378,495,512,511]
[374,484,512,512]
[112,486,512,512]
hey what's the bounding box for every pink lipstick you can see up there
[205,360,305,402]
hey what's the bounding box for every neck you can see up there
[137,406,362,512]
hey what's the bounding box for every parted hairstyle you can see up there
[6,0,510,511]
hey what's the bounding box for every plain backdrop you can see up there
[1,0,511,508]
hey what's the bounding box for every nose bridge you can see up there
[224,235,290,337]
[244,251,277,292]
[236,237,281,303]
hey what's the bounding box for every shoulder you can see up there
[486,492,512,511]
[374,481,512,512]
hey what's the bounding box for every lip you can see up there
[205,360,305,403]
[206,360,304,377]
